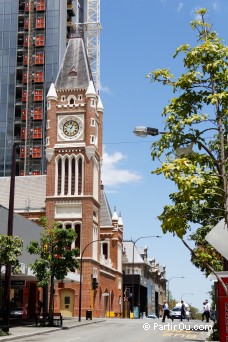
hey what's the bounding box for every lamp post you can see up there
[167,276,185,305]
[2,144,16,332]
[125,235,161,318]
[181,292,194,301]
[78,239,106,322]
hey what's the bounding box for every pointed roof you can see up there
[97,96,104,112]
[112,206,118,221]
[118,212,123,226]
[100,185,113,227]
[86,80,96,98]
[47,82,58,101]
[55,38,91,90]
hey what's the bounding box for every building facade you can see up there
[0,0,77,177]
[0,23,123,318]
[122,242,166,318]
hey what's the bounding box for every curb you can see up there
[0,320,105,341]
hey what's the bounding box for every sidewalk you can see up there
[0,317,105,341]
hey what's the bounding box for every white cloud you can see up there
[101,149,142,187]
[177,2,183,12]
[100,83,111,94]
[212,2,219,10]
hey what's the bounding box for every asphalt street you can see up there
[0,318,214,342]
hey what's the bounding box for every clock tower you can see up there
[45,36,104,316]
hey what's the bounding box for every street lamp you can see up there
[167,276,185,305]
[133,126,166,137]
[78,238,108,322]
[125,235,162,318]
[181,292,194,301]
[2,144,16,332]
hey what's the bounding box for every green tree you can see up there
[0,235,23,278]
[27,218,79,325]
[147,9,228,275]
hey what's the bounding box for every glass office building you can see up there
[0,0,84,177]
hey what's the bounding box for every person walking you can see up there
[202,301,206,321]
[162,301,170,322]
[180,300,188,321]
[204,299,211,322]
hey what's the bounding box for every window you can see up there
[32,146,42,158]
[33,127,42,139]
[64,158,69,195]
[102,243,108,260]
[35,53,44,65]
[36,17,45,29]
[34,71,44,83]
[74,223,81,254]
[34,108,43,120]
[67,95,76,105]
[46,136,50,146]
[55,154,84,196]
[91,119,95,127]
[36,36,45,47]
[61,96,66,102]
[57,159,62,195]
[90,135,95,144]
[34,90,43,101]
[78,157,83,195]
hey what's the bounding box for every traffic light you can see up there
[92,277,98,290]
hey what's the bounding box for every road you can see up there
[16,318,213,342]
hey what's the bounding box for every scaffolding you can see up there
[74,0,101,93]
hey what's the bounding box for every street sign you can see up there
[205,219,228,259]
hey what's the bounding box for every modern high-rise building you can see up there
[0,0,83,177]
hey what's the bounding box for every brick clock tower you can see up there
[45,36,123,318]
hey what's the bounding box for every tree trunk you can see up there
[48,274,54,326]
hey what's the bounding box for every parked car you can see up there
[10,307,23,318]
[170,306,190,321]
[147,313,158,319]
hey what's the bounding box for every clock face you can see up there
[58,116,83,141]
[63,120,79,137]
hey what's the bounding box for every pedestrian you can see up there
[202,301,206,321]
[162,301,170,322]
[204,299,211,322]
[180,300,188,321]
[36,299,43,316]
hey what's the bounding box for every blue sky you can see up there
[99,0,228,310]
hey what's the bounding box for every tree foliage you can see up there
[27,217,79,324]
[147,8,228,274]
[0,235,23,275]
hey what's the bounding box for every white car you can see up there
[170,306,190,321]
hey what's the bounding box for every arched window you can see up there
[57,158,62,195]
[55,154,84,196]
[64,158,69,195]
[71,157,76,195]
[78,157,83,195]
[75,223,81,254]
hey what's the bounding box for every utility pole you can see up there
[2,144,16,332]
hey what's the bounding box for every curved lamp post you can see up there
[125,235,162,317]
[78,238,108,322]
[181,292,194,301]
[167,276,185,305]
